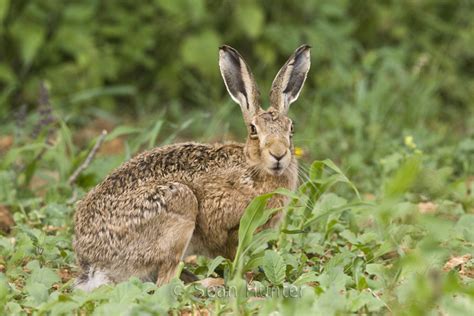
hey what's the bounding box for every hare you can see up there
[73,44,311,291]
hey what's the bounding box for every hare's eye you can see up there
[290,123,295,136]
[249,124,258,138]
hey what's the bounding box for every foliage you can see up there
[0,0,473,315]
[0,121,473,314]
[1,0,473,191]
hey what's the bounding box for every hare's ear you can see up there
[269,45,311,114]
[219,45,261,123]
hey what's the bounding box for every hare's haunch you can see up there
[73,45,311,291]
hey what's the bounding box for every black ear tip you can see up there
[293,44,311,59]
[219,45,242,64]
[219,45,238,52]
[298,44,311,51]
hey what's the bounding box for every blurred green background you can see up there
[1,0,473,192]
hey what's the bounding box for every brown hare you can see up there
[73,44,311,291]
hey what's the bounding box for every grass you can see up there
[0,96,473,315]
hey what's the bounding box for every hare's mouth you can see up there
[267,165,285,176]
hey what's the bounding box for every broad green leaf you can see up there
[340,229,358,244]
[316,266,351,292]
[244,253,265,271]
[26,260,60,288]
[232,193,273,274]
[4,302,22,315]
[293,272,318,286]
[365,264,385,281]
[49,301,81,316]
[24,283,49,306]
[109,280,143,304]
[263,250,286,285]
[207,256,226,277]
[92,302,134,316]
[348,289,385,312]
[454,214,474,242]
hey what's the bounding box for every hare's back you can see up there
[86,141,246,197]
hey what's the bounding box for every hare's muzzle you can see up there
[263,139,291,176]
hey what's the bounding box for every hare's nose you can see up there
[269,151,287,161]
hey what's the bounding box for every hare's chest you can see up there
[184,178,255,253]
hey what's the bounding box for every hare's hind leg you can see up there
[75,181,198,289]
[138,182,198,287]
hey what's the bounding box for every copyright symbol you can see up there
[172,285,183,296]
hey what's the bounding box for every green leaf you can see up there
[10,21,45,66]
[0,274,10,306]
[147,120,164,149]
[356,276,368,290]
[303,201,371,228]
[93,302,134,316]
[0,63,14,83]
[232,193,274,274]
[263,250,286,285]
[109,280,143,304]
[321,159,360,198]
[244,252,265,271]
[348,289,385,312]
[309,160,324,181]
[293,272,318,286]
[24,283,49,306]
[236,2,264,39]
[384,156,421,198]
[69,85,137,104]
[0,0,9,23]
[156,0,205,22]
[26,261,60,288]
[181,30,221,76]
[49,302,81,316]
[340,230,358,244]
[4,302,22,315]
[207,256,226,277]
[0,171,16,205]
[365,264,385,280]
[106,125,143,141]
[454,214,474,242]
[316,266,351,292]
[1,143,49,169]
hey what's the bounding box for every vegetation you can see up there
[0,0,473,314]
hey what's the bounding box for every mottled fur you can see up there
[73,45,311,290]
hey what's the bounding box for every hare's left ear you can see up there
[269,45,311,114]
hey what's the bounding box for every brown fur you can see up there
[73,45,311,290]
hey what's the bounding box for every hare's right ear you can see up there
[269,45,311,114]
[219,45,260,123]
